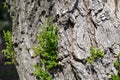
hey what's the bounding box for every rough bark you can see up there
[8,0,120,80]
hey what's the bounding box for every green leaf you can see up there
[33,18,59,80]
[90,46,95,55]
[118,53,120,57]
[86,46,104,64]
[2,30,15,64]
[111,74,120,80]
[114,61,120,67]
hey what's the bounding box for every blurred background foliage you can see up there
[0,0,12,37]
[0,0,19,80]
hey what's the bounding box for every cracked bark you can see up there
[8,0,120,80]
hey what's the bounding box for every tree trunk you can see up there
[8,0,120,80]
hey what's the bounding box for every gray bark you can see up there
[8,0,120,80]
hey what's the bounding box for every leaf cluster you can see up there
[111,53,120,80]
[34,65,52,80]
[2,30,15,64]
[86,46,104,64]
[33,19,59,80]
